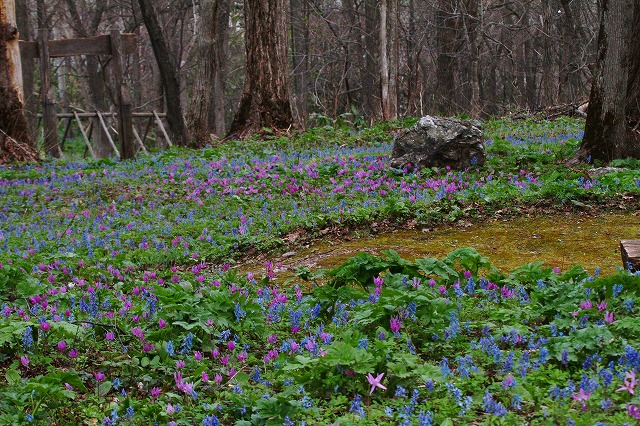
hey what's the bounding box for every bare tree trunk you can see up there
[187,0,229,143]
[540,0,558,107]
[291,0,309,125]
[0,0,38,163]
[577,0,640,162]
[387,0,398,120]
[379,0,390,120]
[435,0,458,115]
[52,27,73,141]
[462,0,481,116]
[138,0,190,147]
[209,0,228,137]
[362,0,380,120]
[228,0,293,139]
[405,0,419,116]
[15,0,35,139]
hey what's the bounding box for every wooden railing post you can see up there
[110,30,135,159]
[38,29,60,158]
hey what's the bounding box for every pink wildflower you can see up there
[618,371,637,395]
[628,403,640,419]
[604,311,614,323]
[390,316,402,335]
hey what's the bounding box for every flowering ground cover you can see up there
[1,117,640,425]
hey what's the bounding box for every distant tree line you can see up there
[1,0,638,163]
[15,1,599,136]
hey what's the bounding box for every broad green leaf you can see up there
[5,369,20,386]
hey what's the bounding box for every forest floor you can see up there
[1,116,640,425]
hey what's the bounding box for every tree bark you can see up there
[379,0,390,120]
[0,0,38,163]
[577,0,640,163]
[15,0,35,139]
[540,0,558,107]
[290,0,310,125]
[387,0,398,120]
[405,0,419,116]
[435,0,458,115]
[228,0,293,139]
[138,0,190,147]
[462,0,481,116]
[362,0,380,120]
[187,0,229,143]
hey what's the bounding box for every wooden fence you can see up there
[35,110,172,159]
[20,31,151,159]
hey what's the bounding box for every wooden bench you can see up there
[620,240,640,271]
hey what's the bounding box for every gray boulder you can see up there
[390,116,485,171]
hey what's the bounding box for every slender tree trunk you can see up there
[463,0,481,116]
[387,0,398,120]
[138,0,190,147]
[379,1,390,120]
[523,11,538,110]
[362,0,380,120]
[540,0,558,107]
[291,0,309,125]
[577,0,640,162]
[435,0,458,115]
[405,0,419,116]
[0,0,38,163]
[52,27,72,141]
[187,0,229,143]
[228,0,293,139]
[132,26,143,108]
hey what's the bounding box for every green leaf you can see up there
[5,369,20,386]
[97,381,113,397]
[416,257,458,282]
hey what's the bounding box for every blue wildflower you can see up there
[22,326,34,349]
[417,411,433,426]
[180,333,194,354]
[203,414,219,426]
[166,341,175,356]
[234,302,246,321]
[424,379,435,392]
[350,395,365,418]
[395,386,407,398]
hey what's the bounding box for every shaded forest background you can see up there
[16,0,598,146]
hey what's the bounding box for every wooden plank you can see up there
[621,240,640,271]
[35,112,166,118]
[73,111,96,159]
[19,33,136,59]
[39,29,60,158]
[97,112,120,158]
[153,110,173,147]
[111,31,135,159]
[132,126,148,154]
[142,116,153,145]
